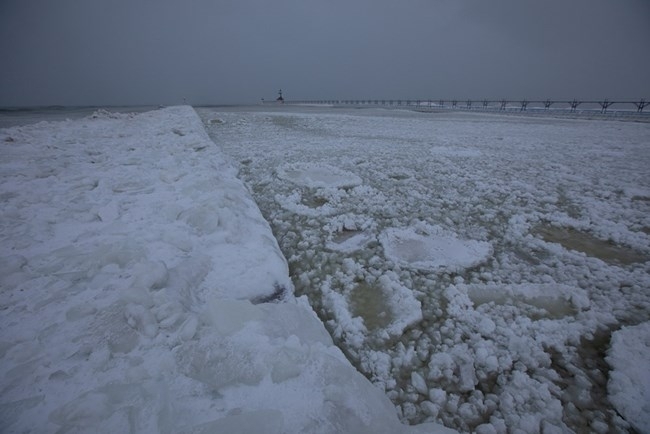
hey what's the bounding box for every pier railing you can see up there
[283,98,648,115]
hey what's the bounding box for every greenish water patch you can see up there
[389,173,410,181]
[331,230,362,244]
[535,225,647,265]
[349,283,393,331]
[302,194,329,208]
[556,189,582,219]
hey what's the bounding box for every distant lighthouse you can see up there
[276,89,284,103]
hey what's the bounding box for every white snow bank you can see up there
[607,322,650,433]
[0,107,454,434]
[380,225,492,272]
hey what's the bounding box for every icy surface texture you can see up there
[201,107,650,433]
[0,107,452,433]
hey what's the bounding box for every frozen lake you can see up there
[199,106,650,433]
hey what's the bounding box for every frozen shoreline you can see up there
[0,106,452,433]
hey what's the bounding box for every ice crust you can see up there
[0,107,452,433]
[201,107,650,433]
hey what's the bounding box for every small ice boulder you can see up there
[411,371,428,395]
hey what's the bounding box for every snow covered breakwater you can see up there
[0,106,452,433]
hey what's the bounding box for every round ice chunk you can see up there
[380,226,492,272]
[277,162,362,189]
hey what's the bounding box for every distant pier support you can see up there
[500,100,507,111]
[599,99,613,113]
[636,99,647,113]
[544,99,553,110]
[466,100,472,109]
[520,100,528,111]
[570,99,581,112]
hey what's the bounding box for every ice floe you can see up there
[380,226,492,272]
[277,162,362,189]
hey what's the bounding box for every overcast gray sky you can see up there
[1,0,649,107]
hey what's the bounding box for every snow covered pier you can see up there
[0,107,452,433]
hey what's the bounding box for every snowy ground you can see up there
[199,106,650,433]
[0,107,453,433]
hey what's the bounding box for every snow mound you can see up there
[380,226,492,272]
[607,322,650,433]
[277,162,362,188]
